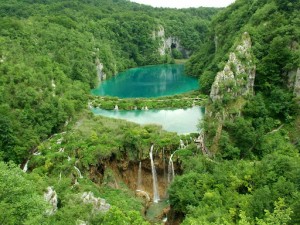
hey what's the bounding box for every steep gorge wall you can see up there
[210,32,255,102]
[88,151,181,204]
[203,32,256,154]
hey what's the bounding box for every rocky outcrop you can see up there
[294,68,300,97]
[210,32,256,102]
[81,191,110,213]
[76,220,87,225]
[44,186,58,215]
[95,58,106,81]
[166,37,190,58]
[153,25,189,58]
[113,159,169,201]
[103,150,181,203]
[288,68,300,98]
[136,189,151,205]
[153,26,167,56]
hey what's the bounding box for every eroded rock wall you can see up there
[210,32,256,102]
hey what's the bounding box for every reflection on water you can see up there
[91,64,199,98]
[92,106,204,134]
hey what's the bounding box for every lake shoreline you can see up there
[89,91,207,111]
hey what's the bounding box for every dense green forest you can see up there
[175,0,300,224]
[1,0,300,224]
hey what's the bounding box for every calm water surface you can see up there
[91,64,199,98]
[92,106,204,134]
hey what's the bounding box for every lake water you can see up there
[91,64,199,98]
[92,106,204,134]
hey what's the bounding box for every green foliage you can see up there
[169,172,204,213]
[169,146,300,224]
[256,198,293,225]
[99,206,150,225]
[0,162,47,225]
[172,48,183,59]
[223,117,256,159]
[199,70,216,94]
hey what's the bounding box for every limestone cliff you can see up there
[95,58,107,81]
[288,68,300,98]
[287,41,300,98]
[205,32,256,155]
[294,68,300,98]
[44,187,58,215]
[153,25,190,58]
[153,26,167,56]
[210,32,255,102]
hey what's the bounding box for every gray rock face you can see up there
[76,220,87,225]
[44,186,58,215]
[210,32,256,102]
[153,26,167,56]
[288,68,300,98]
[153,25,190,57]
[81,192,110,213]
[95,58,106,81]
[294,68,300,97]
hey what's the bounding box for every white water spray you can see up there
[23,160,29,172]
[179,139,186,149]
[137,161,142,190]
[150,144,160,203]
[163,147,166,182]
[168,153,175,184]
[74,166,83,178]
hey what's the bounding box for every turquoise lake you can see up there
[91,64,199,98]
[92,106,204,134]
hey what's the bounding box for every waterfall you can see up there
[150,144,160,203]
[179,139,185,149]
[74,166,83,178]
[168,150,179,184]
[137,161,142,190]
[23,160,29,172]
[168,153,175,184]
[44,186,58,215]
[163,147,166,182]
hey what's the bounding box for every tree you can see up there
[256,198,292,225]
[0,162,47,225]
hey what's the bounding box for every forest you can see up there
[0,0,299,224]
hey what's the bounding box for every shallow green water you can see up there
[145,199,169,223]
[91,64,199,98]
[92,106,204,134]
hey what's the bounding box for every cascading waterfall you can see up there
[179,139,186,149]
[150,144,160,203]
[23,160,29,172]
[137,161,142,190]
[74,166,83,178]
[163,147,166,182]
[168,153,175,184]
